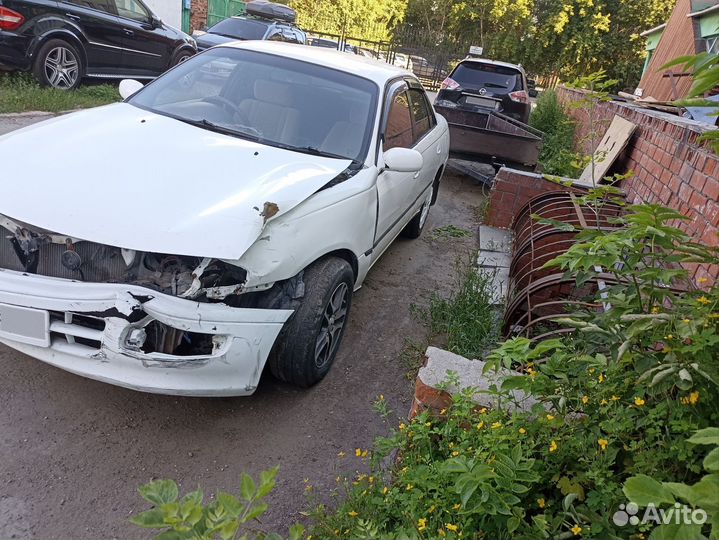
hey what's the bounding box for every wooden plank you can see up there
[579,115,637,185]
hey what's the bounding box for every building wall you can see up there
[189,0,208,32]
[145,0,182,30]
[557,85,719,283]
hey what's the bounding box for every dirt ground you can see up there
[0,168,485,539]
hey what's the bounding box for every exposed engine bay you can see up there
[0,214,249,303]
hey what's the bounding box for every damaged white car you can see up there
[0,41,449,396]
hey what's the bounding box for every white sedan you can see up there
[0,41,449,396]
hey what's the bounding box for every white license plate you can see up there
[465,96,499,109]
[0,303,50,347]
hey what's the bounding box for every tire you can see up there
[33,39,83,90]
[402,183,434,239]
[268,257,354,387]
[171,49,193,67]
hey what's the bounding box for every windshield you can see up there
[207,17,268,40]
[451,62,523,93]
[129,48,379,163]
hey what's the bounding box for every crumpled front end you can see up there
[0,215,294,396]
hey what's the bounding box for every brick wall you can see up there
[485,168,587,229]
[557,86,719,283]
[189,0,207,32]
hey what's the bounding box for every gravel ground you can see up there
[0,116,485,538]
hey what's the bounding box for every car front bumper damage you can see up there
[0,268,292,396]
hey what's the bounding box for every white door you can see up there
[374,85,417,258]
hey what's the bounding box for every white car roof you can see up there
[218,40,412,86]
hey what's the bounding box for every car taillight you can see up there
[509,90,530,104]
[0,6,25,30]
[440,77,460,91]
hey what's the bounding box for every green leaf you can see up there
[219,519,239,540]
[688,474,719,513]
[688,428,719,446]
[507,516,520,533]
[704,448,719,473]
[138,479,179,506]
[623,474,675,507]
[240,473,256,501]
[217,492,243,518]
[649,523,706,540]
[289,524,305,540]
[664,482,695,503]
[129,509,167,529]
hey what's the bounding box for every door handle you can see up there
[436,145,442,154]
[65,13,81,21]
[123,28,134,36]
[413,171,420,179]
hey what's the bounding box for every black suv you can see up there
[435,58,531,124]
[0,0,196,89]
[193,2,305,52]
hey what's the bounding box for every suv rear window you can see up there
[450,62,523,93]
[208,17,268,40]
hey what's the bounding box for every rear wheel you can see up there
[403,184,434,239]
[33,39,83,90]
[268,257,354,387]
[171,49,193,67]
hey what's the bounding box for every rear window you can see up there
[208,17,268,40]
[450,62,523,93]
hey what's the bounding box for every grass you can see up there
[430,224,472,240]
[0,72,120,114]
[412,259,500,361]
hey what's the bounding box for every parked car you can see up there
[435,58,531,123]
[409,55,446,80]
[193,2,305,51]
[0,40,449,396]
[0,0,196,89]
[392,52,413,71]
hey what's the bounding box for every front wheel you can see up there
[33,39,83,89]
[268,257,354,387]
[171,49,193,67]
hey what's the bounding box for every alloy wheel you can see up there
[44,46,79,89]
[314,282,349,369]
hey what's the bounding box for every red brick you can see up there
[690,171,708,192]
[705,177,719,204]
[678,182,693,203]
[701,227,719,248]
[689,190,708,213]
[704,157,718,178]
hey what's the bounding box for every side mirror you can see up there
[119,79,144,100]
[148,14,161,28]
[383,147,423,173]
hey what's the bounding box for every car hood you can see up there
[196,33,240,49]
[0,103,352,260]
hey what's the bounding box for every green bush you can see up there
[530,90,584,178]
[310,202,719,540]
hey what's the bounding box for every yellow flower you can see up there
[611,395,620,401]
[446,523,459,532]
[355,448,362,457]
[683,318,691,323]
[453,503,461,510]
[598,373,605,383]
[589,368,596,374]
[697,296,711,305]
[634,397,645,407]
[476,421,484,430]
[378,394,384,401]
[519,427,527,434]
[452,451,459,457]
[425,422,432,427]
[600,399,608,406]
[406,484,413,491]
[362,450,368,457]
[529,369,538,379]
[448,442,454,448]
[689,391,700,405]
[479,407,488,414]
[337,451,346,458]
[582,395,589,404]
[438,529,446,537]
[537,498,546,508]
[549,440,558,453]
[440,408,447,415]
[382,486,389,495]
[399,423,406,431]
[428,504,436,514]
[598,438,609,450]
[546,414,555,421]
[651,306,661,314]
[417,518,427,531]
[491,422,502,429]
[665,334,673,340]
[698,277,709,284]
[571,524,582,536]
[368,476,374,483]
[348,510,358,517]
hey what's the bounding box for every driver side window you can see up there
[115,0,150,22]
[384,90,413,150]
